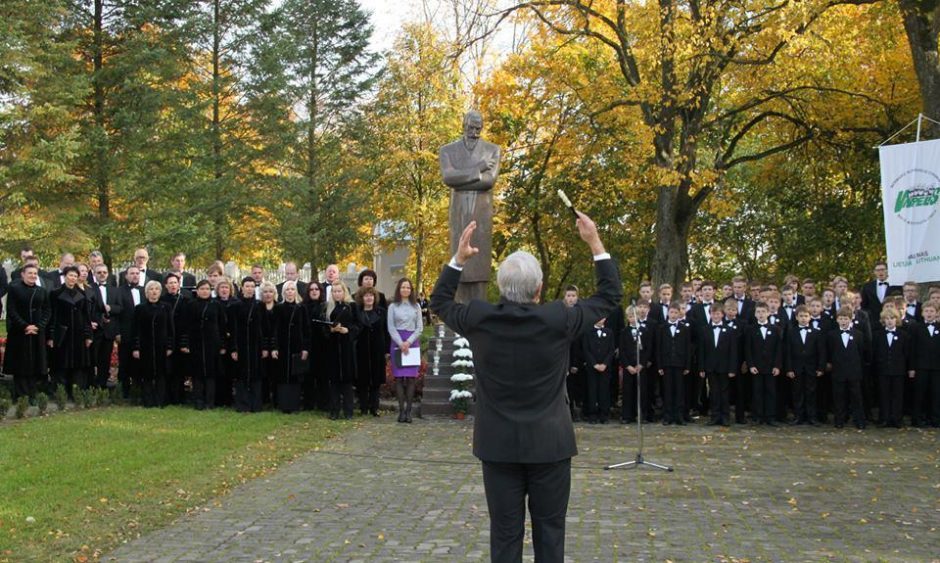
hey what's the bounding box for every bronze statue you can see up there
[439,110,501,303]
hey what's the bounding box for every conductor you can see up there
[430,211,621,562]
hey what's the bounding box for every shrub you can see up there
[97,387,111,407]
[0,396,11,419]
[15,396,29,419]
[35,392,49,414]
[54,385,68,411]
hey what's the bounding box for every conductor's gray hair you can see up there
[497,251,543,303]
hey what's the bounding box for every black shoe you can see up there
[720,421,730,427]
[371,409,380,417]
[599,419,608,424]
[404,410,413,423]
[856,422,866,430]
[329,412,338,420]
[620,418,635,424]
[806,420,818,426]
[706,419,720,426]
[834,423,844,429]
[663,420,672,426]
[765,421,778,427]
[676,419,686,426]
[397,411,405,423]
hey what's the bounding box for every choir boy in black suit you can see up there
[826,308,867,428]
[909,302,940,427]
[801,278,817,304]
[860,261,897,323]
[844,290,875,420]
[807,296,835,422]
[785,306,825,425]
[564,286,585,420]
[656,303,691,425]
[821,287,837,320]
[901,281,923,324]
[766,291,791,421]
[636,298,661,420]
[872,309,913,427]
[620,305,654,423]
[748,281,762,302]
[648,283,673,324]
[831,276,849,313]
[679,282,695,316]
[744,302,783,425]
[637,281,654,305]
[780,287,799,326]
[686,280,718,418]
[723,297,749,423]
[582,317,615,423]
[698,306,737,426]
[730,275,755,324]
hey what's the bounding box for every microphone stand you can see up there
[605,315,673,472]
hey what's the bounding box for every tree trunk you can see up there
[212,0,225,260]
[899,1,940,126]
[649,185,692,291]
[93,0,111,267]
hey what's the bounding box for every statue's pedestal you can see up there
[417,324,475,417]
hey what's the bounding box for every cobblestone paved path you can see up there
[108,417,939,562]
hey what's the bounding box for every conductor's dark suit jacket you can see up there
[431,258,621,464]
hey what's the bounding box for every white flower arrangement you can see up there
[449,389,473,401]
[451,333,474,415]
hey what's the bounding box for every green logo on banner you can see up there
[889,168,940,226]
[894,188,940,213]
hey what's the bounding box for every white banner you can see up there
[878,138,940,282]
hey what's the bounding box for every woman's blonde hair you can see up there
[326,281,352,317]
[281,280,303,304]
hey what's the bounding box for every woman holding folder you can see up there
[387,277,423,422]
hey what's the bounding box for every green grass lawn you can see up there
[0,406,345,561]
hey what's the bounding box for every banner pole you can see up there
[916,113,923,142]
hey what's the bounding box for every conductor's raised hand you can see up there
[455,221,479,267]
[575,210,605,255]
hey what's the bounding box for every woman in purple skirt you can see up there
[387,278,424,422]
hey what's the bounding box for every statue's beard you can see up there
[464,137,479,151]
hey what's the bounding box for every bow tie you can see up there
[878,281,888,286]
[800,327,809,332]
[669,322,678,327]
[712,324,723,329]
[841,330,851,334]
[886,330,896,334]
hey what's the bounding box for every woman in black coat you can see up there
[304,282,329,411]
[48,266,93,397]
[230,277,267,412]
[214,279,238,407]
[181,280,228,410]
[132,280,174,407]
[273,280,310,412]
[325,282,360,419]
[160,273,191,405]
[354,286,389,416]
[258,281,279,407]
[4,264,52,400]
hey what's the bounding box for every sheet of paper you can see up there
[400,346,421,367]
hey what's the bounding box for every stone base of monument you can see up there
[415,324,475,418]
